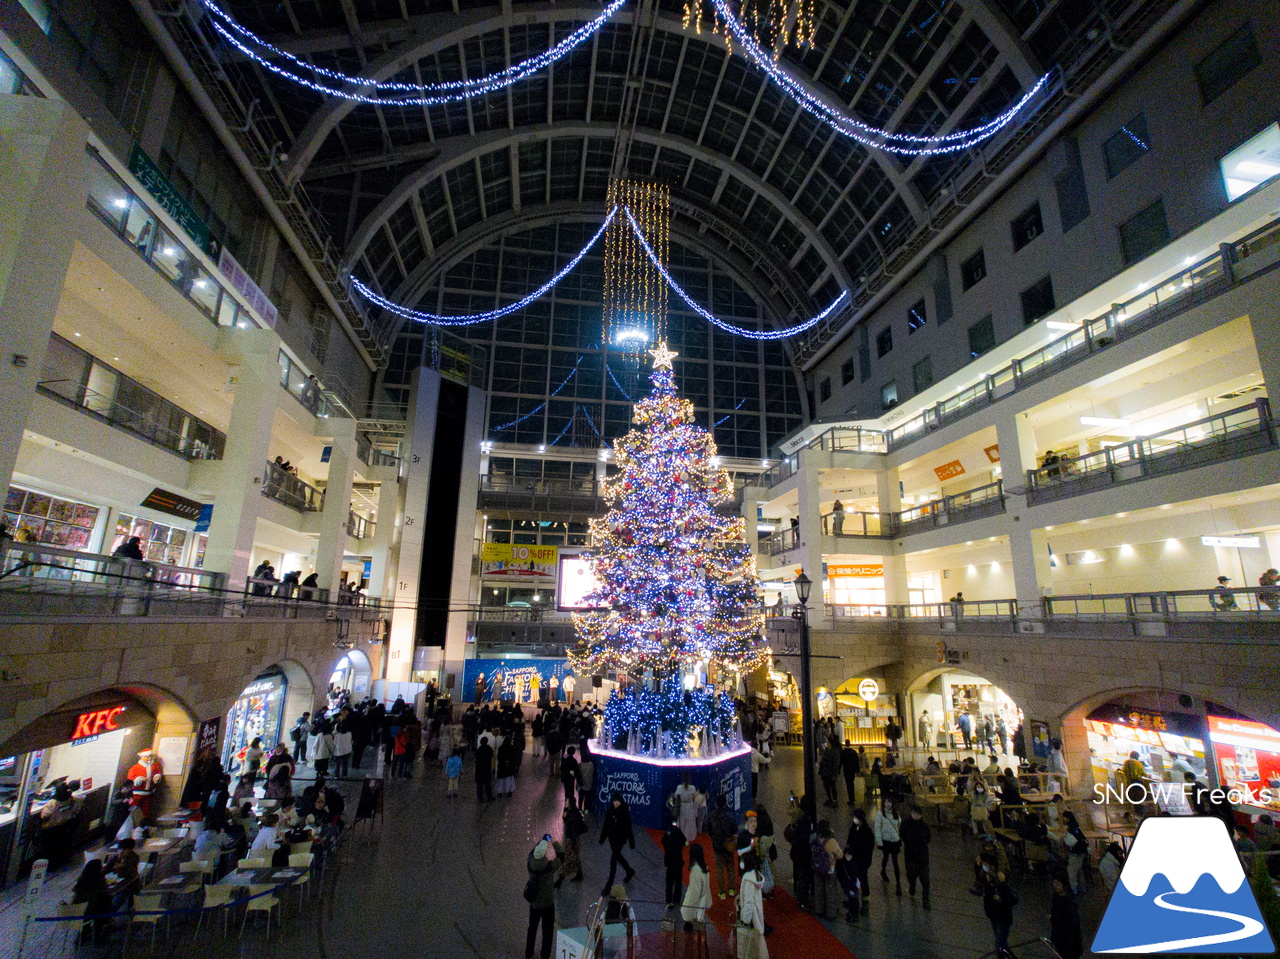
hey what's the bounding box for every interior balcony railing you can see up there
[883,216,1280,454]
[1025,399,1276,505]
[346,511,375,540]
[761,426,888,487]
[1046,586,1280,619]
[38,378,225,464]
[761,481,1005,554]
[477,474,607,514]
[261,460,325,512]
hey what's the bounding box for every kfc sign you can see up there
[71,706,127,741]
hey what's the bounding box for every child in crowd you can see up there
[445,747,463,798]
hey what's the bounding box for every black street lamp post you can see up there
[793,571,817,807]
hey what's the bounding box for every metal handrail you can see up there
[346,511,375,539]
[1047,585,1280,619]
[1025,399,1275,503]
[261,461,325,512]
[480,474,602,496]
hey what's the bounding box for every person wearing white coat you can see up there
[873,800,903,896]
[682,844,713,959]
[735,854,769,959]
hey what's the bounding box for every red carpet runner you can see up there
[644,828,856,959]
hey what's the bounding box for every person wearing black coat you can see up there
[560,746,581,811]
[599,791,636,893]
[981,865,1018,958]
[475,740,495,802]
[787,796,816,910]
[840,742,861,804]
[899,806,932,909]
[661,818,687,906]
[845,807,875,913]
[1049,874,1083,959]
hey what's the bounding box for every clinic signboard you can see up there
[461,657,574,704]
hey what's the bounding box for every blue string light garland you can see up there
[490,357,583,432]
[714,397,747,427]
[605,364,633,401]
[202,0,626,107]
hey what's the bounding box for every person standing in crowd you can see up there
[445,747,463,798]
[708,796,738,900]
[682,844,712,959]
[1120,751,1147,818]
[545,725,564,778]
[841,741,861,805]
[787,795,816,912]
[735,853,769,959]
[819,741,841,807]
[813,820,843,921]
[756,805,777,895]
[737,809,761,880]
[291,712,311,764]
[831,499,845,535]
[957,711,973,749]
[1049,873,1083,959]
[599,791,636,893]
[497,734,520,797]
[578,740,595,811]
[524,838,559,959]
[918,710,934,751]
[332,720,353,778]
[900,805,932,909]
[560,804,586,885]
[845,807,875,914]
[475,735,495,802]
[311,719,333,776]
[836,844,861,922]
[980,862,1018,959]
[1258,568,1280,610]
[874,798,903,896]
[531,711,545,758]
[662,816,687,907]
[675,773,699,842]
[561,746,581,811]
[1061,811,1089,894]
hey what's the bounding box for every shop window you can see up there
[1011,202,1043,251]
[5,486,100,551]
[876,326,893,358]
[880,380,898,410]
[1119,200,1170,265]
[819,377,832,402]
[1020,275,1056,325]
[114,513,189,565]
[840,357,856,385]
[1103,112,1150,179]
[913,356,934,394]
[968,315,996,358]
[907,299,927,334]
[1221,123,1280,200]
[223,671,288,771]
[960,249,986,290]
[1195,23,1261,105]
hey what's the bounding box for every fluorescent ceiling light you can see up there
[1080,416,1131,429]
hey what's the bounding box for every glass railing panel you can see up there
[188,268,221,318]
[86,158,129,231]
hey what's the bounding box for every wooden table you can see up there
[1107,824,1137,851]
[915,793,955,826]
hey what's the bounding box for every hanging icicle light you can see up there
[684,0,816,59]
[603,180,671,356]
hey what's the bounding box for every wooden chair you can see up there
[240,884,281,935]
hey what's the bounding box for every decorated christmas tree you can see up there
[571,341,768,757]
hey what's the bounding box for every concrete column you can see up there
[995,413,1047,616]
[875,467,909,604]
[202,329,280,584]
[386,369,439,682]
[0,97,88,496]
[365,473,400,602]
[443,385,488,685]
[1253,312,1280,403]
[315,417,357,594]
[795,453,826,623]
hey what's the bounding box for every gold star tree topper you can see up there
[649,341,678,370]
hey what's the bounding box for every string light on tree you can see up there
[571,342,768,758]
[603,180,670,355]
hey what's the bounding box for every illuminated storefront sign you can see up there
[71,706,127,741]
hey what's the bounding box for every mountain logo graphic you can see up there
[1092,816,1276,953]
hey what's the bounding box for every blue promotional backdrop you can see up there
[461,658,573,704]
[594,749,753,829]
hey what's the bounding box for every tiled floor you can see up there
[4,746,1115,958]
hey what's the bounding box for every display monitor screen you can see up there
[557,556,604,610]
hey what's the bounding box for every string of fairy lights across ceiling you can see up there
[201,0,1052,156]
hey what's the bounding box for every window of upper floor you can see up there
[1011,202,1044,251]
[1220,122,1280,201]
[840,357,857,385]
[876,326,893,358]
[881,380,898,411]
[819,377,832,402]
[960,249,986,290]
[1103,112,1150,179]
[1195,23,1261,106]
[1020,275,1056,325]
[912,356,933,395]
[968,315,995,358]
[1119,199,1171,265]
[907,299,927,334]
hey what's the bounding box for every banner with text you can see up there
[480,543,558,579]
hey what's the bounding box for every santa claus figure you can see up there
[125,748,163,819]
